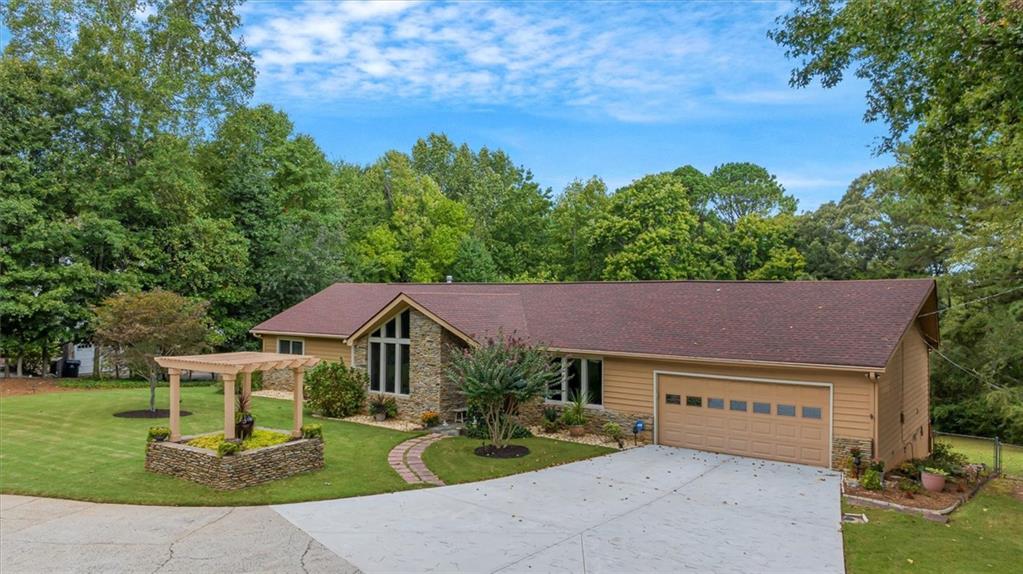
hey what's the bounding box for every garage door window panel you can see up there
[686,396,702,407]
[729,400,747,412]
[753,402,771,414]
[708,398,724,409]
[777,404,796,416]
[802,406,822,419]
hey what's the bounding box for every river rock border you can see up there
[145,430,324,490]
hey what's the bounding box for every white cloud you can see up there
[241,1,803,122]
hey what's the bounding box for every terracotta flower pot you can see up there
[568,425,585,437]
[921,471,946,492]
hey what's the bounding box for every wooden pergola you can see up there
[154,352,320,442]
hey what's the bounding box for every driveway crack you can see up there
[152,508,236,574]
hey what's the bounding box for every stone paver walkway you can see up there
[387,434,448,485]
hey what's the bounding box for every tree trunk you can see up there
[93,344,102,379]
[41,338,51,377]
[16,356,23,377]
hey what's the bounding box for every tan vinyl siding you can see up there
[260,335,350,366]
[603,357,876,440]
[876,325,931,467]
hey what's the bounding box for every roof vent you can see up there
[445,275,453,284]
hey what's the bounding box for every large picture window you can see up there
[277,338,304,355]
[368,310,411,395]
[547,356,603,406]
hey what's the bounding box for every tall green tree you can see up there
[773,0,1023,439]
[549,177,609,281]
[708,162,797,227]
[410,134,553,279]
[591,174,716,280]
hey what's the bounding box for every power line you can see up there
[925,340,1015,391]
[919,283,1023,317]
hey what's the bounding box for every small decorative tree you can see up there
[93,290,211,413]
[448,336,560,451]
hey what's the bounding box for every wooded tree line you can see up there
[1,1,1019,440]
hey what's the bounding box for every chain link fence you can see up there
[933,430,1023,479]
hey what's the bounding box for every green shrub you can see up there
[868,459,885,473]
[862,469,883,491]
[301,424,323,439]
[923,466,949,477]
[147,426,170,442]
[542,407,560,423]
[602,422,625,446]
[369,394,398,419]
[217,441,240,457]
[898,478,922,494]
[420,410,441,427]
[560,391,590,426]
[305,362,368,418]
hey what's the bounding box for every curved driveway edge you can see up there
[0,495,359,574]
[2,446,844,574]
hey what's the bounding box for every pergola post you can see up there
[241,371,252,404]
[223,373,236,440]
[168,369,181,441]
[292,367,304,438]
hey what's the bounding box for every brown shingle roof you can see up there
[251,280,938,369]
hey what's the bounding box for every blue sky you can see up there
[240,1,892,210]
[6,1,892,211]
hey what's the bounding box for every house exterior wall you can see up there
[351,308,466,423]
[259,335,350,390]
[875,324,931,469]
[598,356,878,469]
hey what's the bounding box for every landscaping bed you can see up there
[527,425,640,450]
[843,478,1023,573]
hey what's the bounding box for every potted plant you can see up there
[560,391,590,437]
[235,392,254,440]
[369,395,397,421]
[921,467,948,492]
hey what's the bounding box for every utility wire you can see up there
[925,340,1015,391]
[919,283,1023,317]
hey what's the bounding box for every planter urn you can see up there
[374,412,387,422]
[568,425,586,437]
[921,471,946,493]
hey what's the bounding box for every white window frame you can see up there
[546,355,604,408]
[277,338,305,355]
[368,311,411,397]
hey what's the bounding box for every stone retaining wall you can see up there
[145,431,324,490]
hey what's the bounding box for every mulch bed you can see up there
[113,409,192,419]
[474,444,530,458]
[846,479,976,511]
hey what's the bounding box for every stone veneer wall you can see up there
[261,369,295,391]
[353,309,467,423]
[518,400,655,442]
[831,436,874,471]
[145,432,324,490]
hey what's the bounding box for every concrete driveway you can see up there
[275,446,844,573]
[1,446,844,573]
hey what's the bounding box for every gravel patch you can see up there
[527,426,642,450]
[252,390,294,400]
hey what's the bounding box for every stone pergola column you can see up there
[168,368,181,441]
[223,373,236,440]
[292,367,304,437]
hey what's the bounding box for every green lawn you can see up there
[844,479,1023,573]
[422,436,615,484]
[0,388,612,505]
[934,435,1023,478]
[56,377,214,389]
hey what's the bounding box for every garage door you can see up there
[657,374,830,467]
